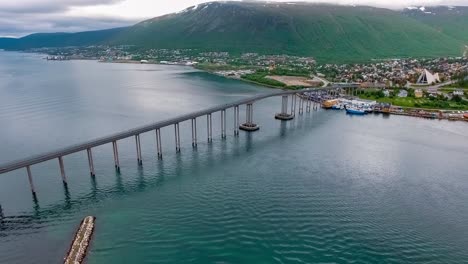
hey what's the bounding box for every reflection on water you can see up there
[1,52,468,264]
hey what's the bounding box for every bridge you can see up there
[0,84,358,198]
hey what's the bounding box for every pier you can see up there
[64,216,96,264]
[0,85,357,196]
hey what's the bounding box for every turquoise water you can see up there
[0,51,468,263]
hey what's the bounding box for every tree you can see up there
[452,95,462,102]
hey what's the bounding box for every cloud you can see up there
[0,0,124,13]
[0,0,133,37]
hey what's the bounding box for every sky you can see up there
[1,0,468,37]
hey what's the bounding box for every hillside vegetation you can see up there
[1,2,467,63]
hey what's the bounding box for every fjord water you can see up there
[0,52,468,264]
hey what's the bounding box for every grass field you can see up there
[359,94,468,110]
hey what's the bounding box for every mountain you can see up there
[403,6,468,44]
[0,28,126,50]
[1,2,467,62]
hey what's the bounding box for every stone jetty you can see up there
[64,216,96,264]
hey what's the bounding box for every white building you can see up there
[417,69,440,84]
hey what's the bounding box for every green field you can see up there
[359,91,468,110]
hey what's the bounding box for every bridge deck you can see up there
[0,85,355,174]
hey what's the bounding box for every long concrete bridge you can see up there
[0,84,358,197]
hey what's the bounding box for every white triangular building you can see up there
[417,69,440,84]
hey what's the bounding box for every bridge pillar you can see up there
[175,123,181,153]
[112,140,120,171]
[0,204,3,223]
[240,103,259,131]
[221,110,227,139]
[207,114,213,142]
[135,135,142,165]
[298,96,304,115]
[233,106,240,136]
[275,95,294,120]
[87,148,95,177]
[306,98,311,113]
[155,129,162,159]
[58,156,67,184]
[191,118,197,147]
[26,166,36,195]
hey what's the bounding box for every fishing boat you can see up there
[345,105,367,115]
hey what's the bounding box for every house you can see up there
[398,90,408,98]
[453,90,464,96]
[414,89,423,98]
[383,90,390,97]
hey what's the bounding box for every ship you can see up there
[322,99,339,109]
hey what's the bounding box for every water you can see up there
[0,51,468,263]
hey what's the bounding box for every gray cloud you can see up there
[0,13,138,37]
[0,0,134,37]
[0,0,124,13]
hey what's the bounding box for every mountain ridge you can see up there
[1,2,467,63]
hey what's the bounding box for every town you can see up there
[30,45,468,115]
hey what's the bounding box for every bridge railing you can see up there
[0,84,358,196]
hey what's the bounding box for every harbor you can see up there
[310,91,468,121]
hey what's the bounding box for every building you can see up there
[398,90,408,98]
[453,90,464,96]
[416,69,440,84]
[414,89,423,98]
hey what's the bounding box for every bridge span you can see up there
[0,84,358,196]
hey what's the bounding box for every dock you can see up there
[64,216,96,264]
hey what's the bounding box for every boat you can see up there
[331,103,343,110]
[345,105,367,115]
[322,99,339,109]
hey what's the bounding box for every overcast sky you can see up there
[1,0,467,37]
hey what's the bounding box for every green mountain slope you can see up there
[403,6,468,45]
[111,2,465,62]
[1,2,467,62]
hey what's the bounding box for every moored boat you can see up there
[331,103,343,110]
[345,105,367,115]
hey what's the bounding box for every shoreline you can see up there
[44,57,468,113]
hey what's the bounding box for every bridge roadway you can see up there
[0,84,356,177]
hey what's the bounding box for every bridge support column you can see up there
[306,99,311,113]
[58,156,67,184]
[135,135,142,165]
[275,95,294,120]
[175,123,181,153]
[240,103,259,131]
[112,140,120,171]
[234,106,240,136]
[221,110,227,139]
[26,166,36,195]
[292,94,297,116]
[87,148,95,177]
[207,114,212,142]
[155,129,162,159]
[298,96,304,115]
[191,118,197,147]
